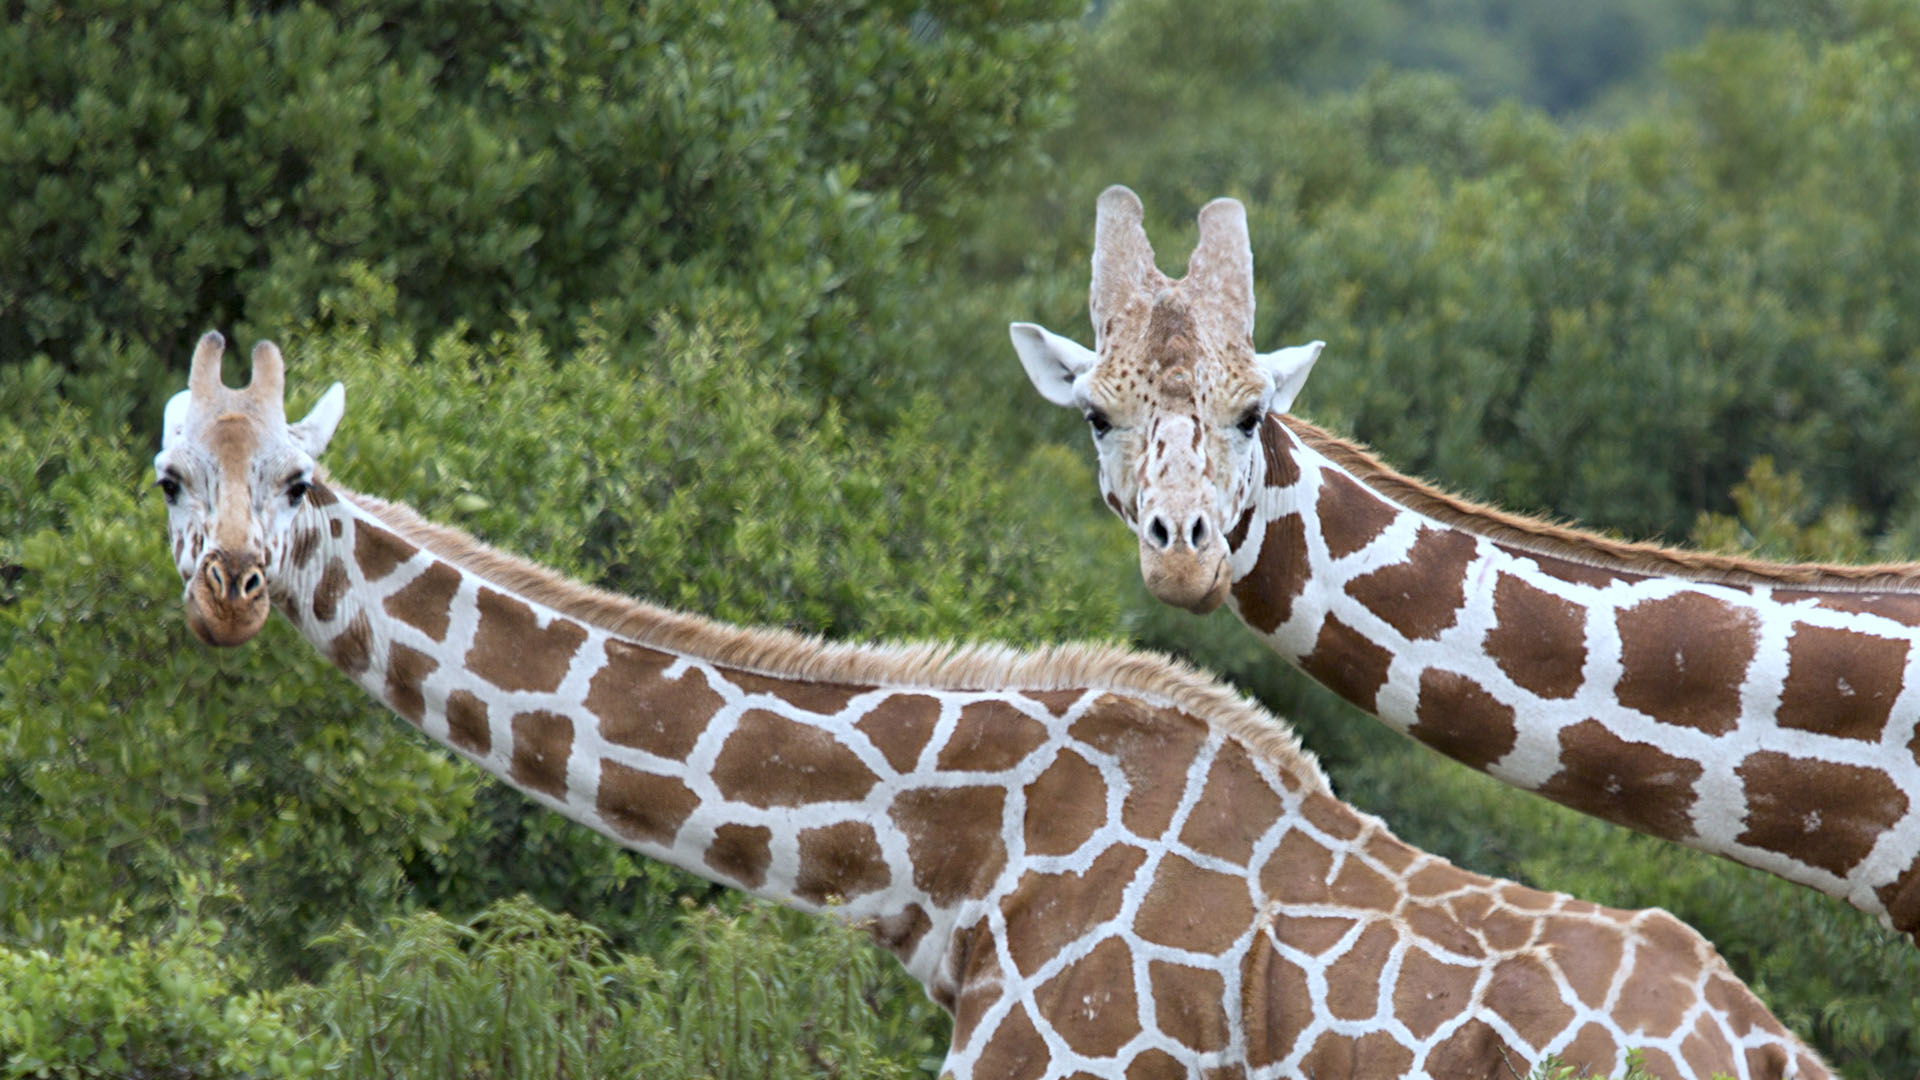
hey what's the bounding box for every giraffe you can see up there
[1009,183,1920,946]
[152,331,1827,1079]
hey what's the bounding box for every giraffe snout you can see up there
[1138,506,1231,614]
[185,549,271,647]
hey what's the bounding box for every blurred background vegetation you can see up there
[5,0,1920,1074]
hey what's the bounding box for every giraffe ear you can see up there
[1259,340,1324,414]
[290,382,346,456]
[160,389,192,453]
[1010,322,1097,409]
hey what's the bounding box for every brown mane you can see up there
[1283,416,1920,592]
[332,483,1329,790]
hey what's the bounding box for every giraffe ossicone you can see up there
[154,333,1825,1078]
[1011,184,1920,946]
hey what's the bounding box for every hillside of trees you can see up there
[6,0,1920,1074]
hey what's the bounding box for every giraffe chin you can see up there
[184,592,269,648]
[1140,547,1232,614]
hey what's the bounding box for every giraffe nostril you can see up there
[240,569,265,598]
[1189,516,1208,549]
[1147,516,1171,551]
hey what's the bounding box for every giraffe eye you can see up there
[1235,407,1263,437]
[157,476,181,503]
[1084,408,1112,438]
[286,478,311,507]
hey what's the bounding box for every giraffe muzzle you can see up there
[1139,536,1232,614]
[185,550,270,647]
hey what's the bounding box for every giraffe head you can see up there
[153,332,345,646]
[1011,186,1323,613]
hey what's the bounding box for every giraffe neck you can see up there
[265,479,1337,1001]
[1226,415,1920,941]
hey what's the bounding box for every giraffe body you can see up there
[153,333,1826,1078]
[1012,186,1920,943]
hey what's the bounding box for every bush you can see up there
[288,895,936,1080]
[0,879,324,1079]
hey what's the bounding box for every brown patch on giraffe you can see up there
[854,693,940,773]
[794,821,889,904]
[586,640,720,763]
[383,561,463,642]
[305,482,338,508]
[1241,932,1314,1067]
[1178,739,1286,865]
[286,525,321,572]
[1104,491,1128,520]
[865,903,931,960]
[445,690,490,755]
[1259,413,1301,488]
[1534,720,1704,842]
[944,914,996,1036]
[1559,1024,1621,1078]
[723,667,871,715]
[705,824,772,890]
[1543,915,1624,1010]
[1736,751,1908,878]
[1411,668,1519,771]
[1614,592,1759,735]
[508,710,573,800]
[1392,944,1478,1040]
[1811,589,1920,625]
[384,643,437,725]
[1200,1065,1246,1080]
[891,785,1007,906]
[1273,914,1356,955]
[1498,883,1555,911]
[1419,1018,1516,1078]
[1317,469,1400,560]
[1329,858,1398,913]
[1022,749,1108,857]
[711,709,879,809]
[1485,572,1588,698]
[1230,513,1309,634]
[1298,614,1394,712]
[595,760,698,846]
[1779,622,1908,740]
[1613,912,1698,1039]
[1260,827,1335,905]
[1344,525,1478,640]
[328,517,343,538]
[1681,1011,1738,1079]
[937,700,1050,772]
[1874,852,1920,943]
[1069,695,1205,837]
[1300,1030,1416,1078]
[1404,903,1485,958]
[1133,854,1254,953]
[1485,954,1576,1049]
[970,1001,1047,1080]
[1324,920,1396,1020]
[1475,903,1538,954]
[466,588,589,694]
[1224,507,1256,551]
[1037,936,1141,1058]
[1149,960,1228,1053]
[1363,832,1415,873]
[1022,688,1086,716]
[352,519,417,582]
[1516,546,1648,590]
[328,611,372,676]
[312,557,350,624]
[1747,1045,1793,1080]
[1001,844,1146,977]
[1125,1050,1185,1080]
[1406,860,1479,898]
[1299,792,1360,842]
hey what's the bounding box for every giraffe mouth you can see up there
[1140,543,1232,615]
[185,551,271,647]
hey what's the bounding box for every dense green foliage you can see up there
[0,0,1074,428]
[8,0,1920,1076]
